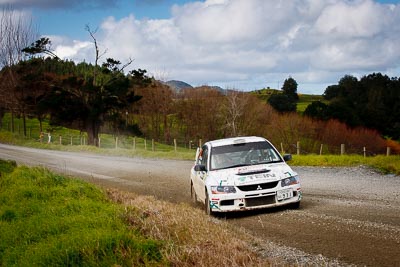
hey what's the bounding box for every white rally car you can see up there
[190,136,301,214]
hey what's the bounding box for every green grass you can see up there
[1,113,399,174]
[0,160,270,267]
[296,94,325,113]
[290,154,400,175]
[0,113,196,161]
[0,160,166,266]
[251,89,326,114]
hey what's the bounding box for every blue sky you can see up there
[2,0,400,94]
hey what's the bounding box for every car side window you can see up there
[200,146,208,170]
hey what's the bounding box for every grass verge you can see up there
[0,160,165,266]
[0,159,271,266]
[290,154,400,175]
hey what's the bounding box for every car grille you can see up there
[245,195,276,207]
[237,181,279,191]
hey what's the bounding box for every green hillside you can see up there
[251,88,325,113]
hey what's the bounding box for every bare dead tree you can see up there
[85,25,108,86]
[0,5,37,133]
[223,90,249,137]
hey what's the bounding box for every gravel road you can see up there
[1,143,399,266]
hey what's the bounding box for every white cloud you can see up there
[49,0,400,94]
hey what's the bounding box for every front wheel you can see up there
[191,182,197,204]
[290,201,301,209]
[205,190,214,215]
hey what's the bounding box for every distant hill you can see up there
[164,80,193,92]
[164,80,228,94]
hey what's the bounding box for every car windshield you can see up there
[210,141,282,170]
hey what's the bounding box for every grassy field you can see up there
[251,88,325,114]
[0,159,270,266]
[296,93,325,113]
[290,154,400,175]
[0,160,165,266]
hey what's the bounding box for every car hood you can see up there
[208,163,296,186]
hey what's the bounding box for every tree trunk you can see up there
[22,113,27,137]
[11,111,15,132]
[38,117,43,133]
[86,119,100,146]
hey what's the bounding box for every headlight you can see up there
[211,186,236,194]
[281,176,300,187]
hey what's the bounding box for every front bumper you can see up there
[208,185,302,212]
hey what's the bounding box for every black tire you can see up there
[291,201,301,209]
[191,182,197,204]
[205,190,214,215]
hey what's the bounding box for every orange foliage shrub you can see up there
[386,139,400,154]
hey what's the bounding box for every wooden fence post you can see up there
[133,137,136,150]
[387,147,391,156]
[320,144,323,155]
[59,135,62,145]
[363,147,366,157]
[199,139,202,148]
[98,137,101,148]
[70,136,73,145]
[189,141,192,150]
[152,139,155,151]
[174,139,177,152]
[341,144,345,155]
[115,137,118,149]
[280,142,284,154]
[296,141,300,155]
[144,139,147,150]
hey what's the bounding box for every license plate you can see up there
[277,188,293,200]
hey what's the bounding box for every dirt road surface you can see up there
[1,143,399,266]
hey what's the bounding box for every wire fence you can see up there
[0,121,395,156]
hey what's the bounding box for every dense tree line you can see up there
[304,73,400,140]
[0,54,397,154]
[0,56,154,146]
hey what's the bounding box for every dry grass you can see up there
[107,189,272,267]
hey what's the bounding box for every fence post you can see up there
[341,144,345,155]
[70,136,73,145]
[98,137,101,148]
[280,142,284,154]
[199,139,202,148]
[59,135,62,145]
[115,137,118,149]
[133,137,136,150]
[363,147,366,157]
[174,139,177,152]
[152,139,155,151]
[296,141,300,155]
[386,147,391,156]
[189,141,192,150]
[144,139,147,150]
[320,144,323,155]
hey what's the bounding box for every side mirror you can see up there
[194,164,207,172]
[283,154,292,161]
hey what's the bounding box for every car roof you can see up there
[206,136,267,147]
